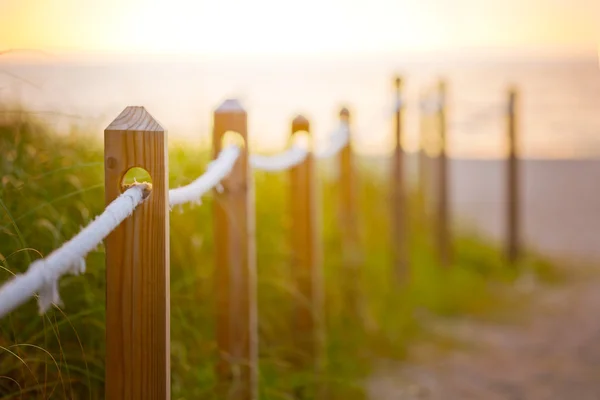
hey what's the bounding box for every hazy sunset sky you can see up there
[1,0,599,55]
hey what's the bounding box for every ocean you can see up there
[1,52,599,261]
[448,158,600,263]
[1,52,599,158]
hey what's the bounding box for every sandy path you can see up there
[367,269,600,400]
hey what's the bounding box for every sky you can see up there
[1,0,599,159]
[1,0,599,56]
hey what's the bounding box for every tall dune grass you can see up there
[0,112,559,399]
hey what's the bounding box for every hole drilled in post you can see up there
[221,130,246,149]
[121,167,153,195]
[291,131,310,151]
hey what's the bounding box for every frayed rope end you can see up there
[36,257,86,315]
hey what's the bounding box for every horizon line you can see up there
[0,45,597,61]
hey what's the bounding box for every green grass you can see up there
[0,112,558,399]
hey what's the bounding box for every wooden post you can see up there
[339,107,360,268]
[391,77,408,280]
[436,81,452,267]
[104,106,170,400]
[213,99,257,400]
[289,115,323,393]
[507,88,520,264]
[337,106,364,324]
[417,91,429,217]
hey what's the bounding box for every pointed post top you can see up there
[508,86,518,116]
[106,106,164,132]
[394,76,402,89]
[292,114,308,124]
[215,99,246,114]
[292,114,310,133]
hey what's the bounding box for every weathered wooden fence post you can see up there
[339,107,360,270]
[104,106,171,399]
[213,99,258,400]
[417,90,430,223]
[391,77,409,280]
[337,106,371,330]
[506,88,520,264]
[289,115,323,394]
[436,81,452,268]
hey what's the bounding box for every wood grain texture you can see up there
[289,116,323,375]
[436,82,452,268]
[339,107,361,269]
[212,100,258,400]
[507,89,520,264]
[391,77,409,281]
[338,107,363,322]
[417,91,431,225]
[104,106,170,400]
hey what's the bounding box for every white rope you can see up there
[0,184,149,318]
[248,123,350,169]
[420,96,444,115]
[315,123,350,159]
[249,146,309,172]
[169,145,241,206]
[0,126,352,318]
[0,146,241,319]
[393,96,404,113]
